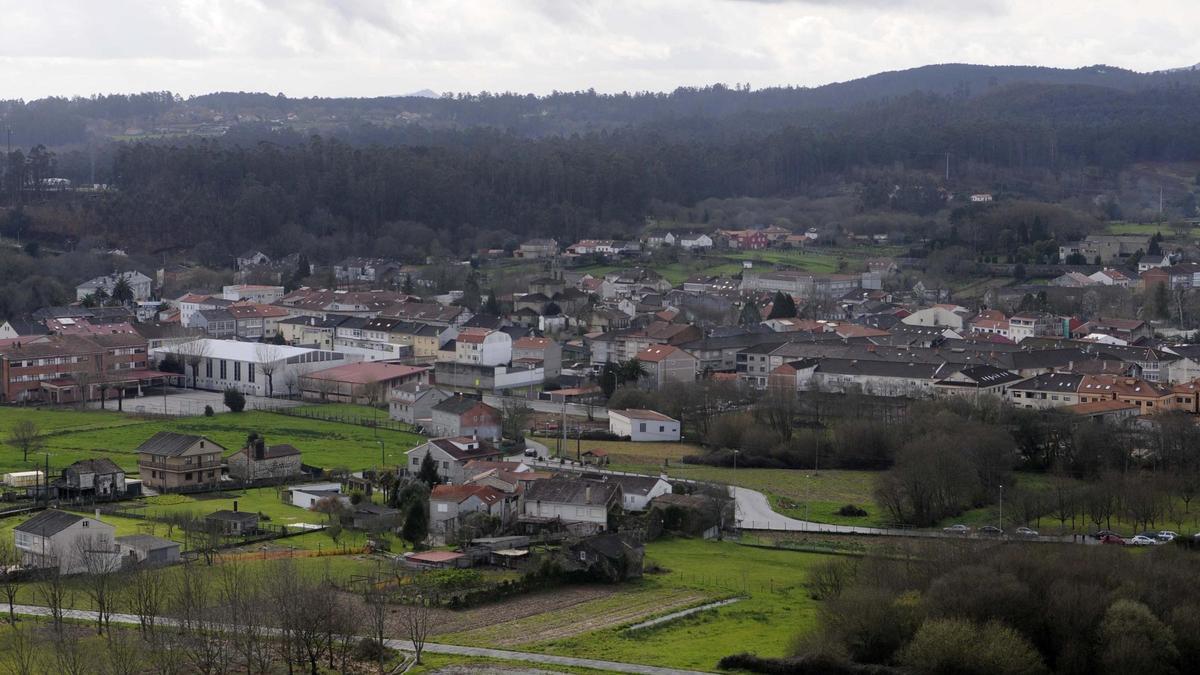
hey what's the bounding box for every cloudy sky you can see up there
[0,0,1196,99]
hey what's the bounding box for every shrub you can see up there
[223,388,246,413]
[203,404,214,417]
[717,652,897,674]
[837,504,868,517]
[900,618,1047,675]
[352,638,391,662]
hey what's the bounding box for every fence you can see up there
[263,404,418,434]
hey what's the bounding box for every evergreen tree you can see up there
[401,499,429,547]
[767,291,797,319]
[417,453,441,486]
[739,301,761,326]
[482,290,501,315]
[1153,282,1171,319]
[600,362,620,398]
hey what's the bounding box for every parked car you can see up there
[978,525,1004,536]
[1093,530,1121,539]
[942,524,970,535]
[1128,535,1158,546]
[1100,534,1126,545]
[1157,531,1179,542]
[1015,526,1039,537]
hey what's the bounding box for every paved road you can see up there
[12,604,711,675]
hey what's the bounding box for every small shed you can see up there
[206,509,260,536]
[581,449,610,466]
[117,534,181,567]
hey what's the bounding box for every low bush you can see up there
[717,652,898,674]
[837,504,868,517]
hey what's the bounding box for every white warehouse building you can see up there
[152,339,361,397]
[608,409,681,442]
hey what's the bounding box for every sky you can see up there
[0,0,1196,99]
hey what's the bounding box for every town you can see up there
[3,5,1200,672]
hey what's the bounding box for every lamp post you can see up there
[999,484,1004,533]
[378,441,386,468]
[732,449,740,472]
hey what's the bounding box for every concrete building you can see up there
[152,339,357,397]
[521,478,621,534]
[299,362,429,404]
[429,396,502,441]
[389,383,454,426]
[136,432,226,492]
[512,337,563,381]
[288,483,348,510]
[635,344,698,388]
[14,510,117,574]
[406,437,505,484]
[222,284,285,304]
[455,328,512,366]
[226,440,302,482]
[75,271,153,303]
[116,535,181,567]
[608,409,681,442]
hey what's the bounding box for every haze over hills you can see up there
[4,62,1200,148]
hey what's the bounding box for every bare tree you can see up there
[5,420,42,463]
[176,340,210,390]
[255,343,280,397]
[396,576,436,665]
[52,630,89,675]
[500,399,533,442]
[283,369,300,398]
[4,623,39,675]
[0,539,22,624]
[36,559,70,634]
[361,569,392,674]
[75,534,123,634]
[128,567,169,637]
[102,630,142,675]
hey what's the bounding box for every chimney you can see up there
[233,500,239,512]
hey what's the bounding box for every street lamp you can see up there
[732,449,740,472]
[999,484,1004,533]
[378,441,386,467]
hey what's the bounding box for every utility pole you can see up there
[999,484,1004,533]
[945,152,950,182]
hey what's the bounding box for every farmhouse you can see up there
[429,395,502,440]
[226,440,302,482]
[136,432,226,492]
[14,510,118,574]
[521,477,622,534]
[406,437,505,484]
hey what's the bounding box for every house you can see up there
[609,409,682,442]
[379,301,469,327]
[1050,271,1098,288]
[222,284,285,304]
[288,482,347,509]
[677,233,714,250]
[581,449,609,466]
[521,477,621,534]
[934,365,1023,400]
[389,383,453,426]
[299,362,429,404]
[406,437,505,484]
[565,533,644,582]
[75,271,154,303]
[236,250,271,270]
[1088,268,1135,288]
[14,510,117,574]
[1138,255,1170,272]
[226,439,302,482]
[430,396,503,440]
[512,336,563,381]
[902,305,969,330]
[454,328,513,366]
[152,339,356,398]
[516,238,559,259]
[60,458,126,499]
[193,309,236,338]
[333,257,401,284]
[206,509,260,536]
[635,344,698,388]
[1008,312,1066,343]
[591,473,673,511]
[429,484,507,533]
[136,432,225,491]
[116,535,181,567]
[1072,318,1152,343]
[1008,373,1086,409]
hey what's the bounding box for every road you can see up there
[12,604,712,675]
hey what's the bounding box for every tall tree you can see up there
[767,291,797,319]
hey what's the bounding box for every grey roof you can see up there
[1010,373,1085,392]
[14,510,85,537]
[2,318,49,336]
[426,438,503,461]
[815,358,961,380]
[206,510,259,522]
[938,365,1024,387]
[524,478,620,506]
[134,432,209,457]
[338,316,371,330]
[197,308,235,322]
[584,473,667,497]
[66,458,124,475]
[116,534,179,551]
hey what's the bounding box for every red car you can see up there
[1100,534,1126,545]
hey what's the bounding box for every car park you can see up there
[1015,526,1038,537]
[942,524,970,535]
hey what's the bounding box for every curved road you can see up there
[731,485,889,534]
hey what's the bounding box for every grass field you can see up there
[0,407,425,477]
[516,538,827,671]
[721,250,843,273]
[1105,221,1176,236]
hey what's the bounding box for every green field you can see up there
[1105,221,1176,236]
[518,538,826,671]
[0,407,425,477]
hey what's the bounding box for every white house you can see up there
[605,474,673,511]
[152,339,360,397]
[521,478,621,533]
[454,328,513,366]
[677,233,714,250]
[222,284,285,304]
[609,409,681,442]
[901,305,969,331]
[75,271,153,303]
[14,510,118,574]
[288,482,347,510]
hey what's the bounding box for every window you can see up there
[219,360,227,379]
[248,365,255,383]
[185,472,193,481]
[659,425,665,432]
[639,422,646,432]
[234,362,242,381]
[412,457,420,466]
[441,461,449,469]
[437,503,447,512]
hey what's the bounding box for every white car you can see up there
[1157,531,1179,542]
[1128,535,1158,546]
